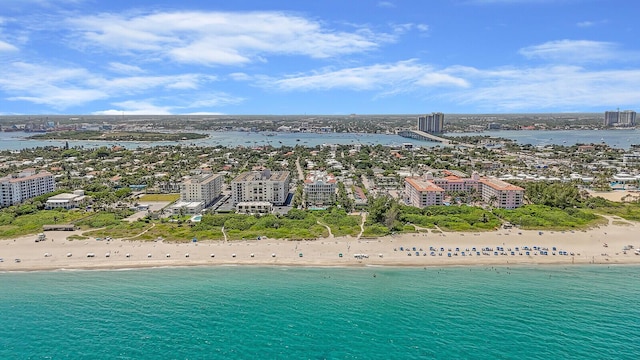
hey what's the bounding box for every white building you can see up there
[623,152,640,165]
[0,169,55,208]
[169,201,204,215]
[236,201,273,214]
[231,170,290,205]
[180,173,224,207]
[303,171,336,206]
[45,190,88,210]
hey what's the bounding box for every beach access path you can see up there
[2,218,639,272]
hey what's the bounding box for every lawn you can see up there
[138,194,180,202]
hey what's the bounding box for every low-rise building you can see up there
[405,171,524,209]
[45,190,89,210]
[236,201,273,214]
[169,201,204,215]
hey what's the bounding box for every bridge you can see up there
[397,129,451,144]
[397,130,475,148]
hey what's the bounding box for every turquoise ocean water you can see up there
[1,266,639,359]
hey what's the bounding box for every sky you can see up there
[0,0,638,115]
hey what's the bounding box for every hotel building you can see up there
[405,171,524,209]
[0,169,55,208]
[231,170,290,206]
[303,171,337,206]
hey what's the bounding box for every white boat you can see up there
[66,253,72,257]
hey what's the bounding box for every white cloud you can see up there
[66,11,393,66]
[0,39,18,51]
[228,72,252,81]
[0,62,218,109]
[519,40,637,63]
[445,65,640,111]
[377,1,396,8]
[576,21,594,27]
[187,94,244,108]
[107,62,145,75]
[93,100,173,115]
[263,60,469,93]
[92,93,243,115]
[391,23,429,34]
[576,19,607,28]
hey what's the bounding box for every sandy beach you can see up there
[2,217,639,272]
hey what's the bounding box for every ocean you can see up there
[1,266,639,359]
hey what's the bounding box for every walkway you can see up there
[124,223,156,240]
[317,221,334,239]
[356,212,367,239]
[295,157,305,181]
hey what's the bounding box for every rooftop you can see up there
[405,178,444,192]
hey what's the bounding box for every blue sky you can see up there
[0,0,638,115]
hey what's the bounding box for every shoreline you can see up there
[2,219,640,272]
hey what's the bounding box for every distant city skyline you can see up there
[0,0,638,115]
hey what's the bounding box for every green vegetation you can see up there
[28,130,207,141]
[584,199,640,222]
[319,209,361,237]
[493,205,604,230]
[0,209,87,239]
[138,194,180,202]
[75,210,134,229]
[400,205,502,232]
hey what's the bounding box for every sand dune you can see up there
[2,219,639,272]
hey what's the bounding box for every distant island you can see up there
[27,130,208,141]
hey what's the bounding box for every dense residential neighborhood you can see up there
[0,113,639,242]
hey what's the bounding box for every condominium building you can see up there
[0,169,55,208]
[418,112,445,134]
[619,110,637,127]
[404,171,524,209]
[303,171,337,206]
[604,111,619,126]
[605,110,636,127]
[404,177,445,207]
[180,173,224,207]
[231,170,290,205]
[478,177,525,209]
